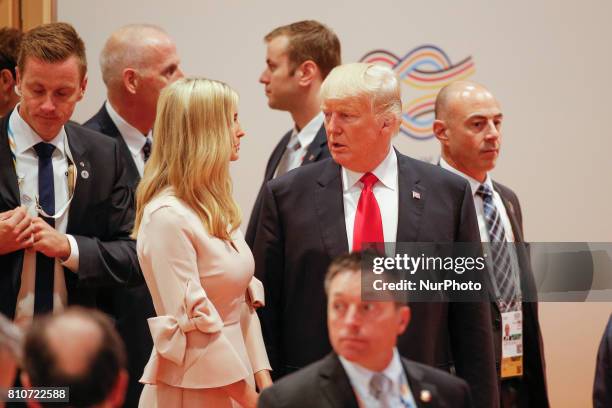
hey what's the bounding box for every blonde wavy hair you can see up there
[132,78,241,241]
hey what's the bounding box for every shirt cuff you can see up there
[60,234,79,273]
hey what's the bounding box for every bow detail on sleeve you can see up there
[148,280,224,365]
[246,277,265,309]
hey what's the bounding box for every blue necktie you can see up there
[476,184,520,310]
[33,142,55,314]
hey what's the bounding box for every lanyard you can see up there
[7,119,77,219]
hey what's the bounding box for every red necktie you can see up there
[353,172,384,252]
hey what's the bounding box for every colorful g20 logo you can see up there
[360,45,475,140]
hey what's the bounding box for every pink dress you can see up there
[136,189,270,407]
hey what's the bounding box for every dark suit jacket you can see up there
[0,111,140,319]
[258,353,473,408]
[245,124,330,247]
[492,181,549,407]
[594,313,612,408]
[253,151,499,408]
[84,104,155,408]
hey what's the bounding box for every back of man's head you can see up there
[265,20,341,79]
[99,24,170,89]
[22,307,127,408]
[0,27,23,78]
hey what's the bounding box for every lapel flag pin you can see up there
[81,170,89,179]
[420,389,432,403]
[412,190,421,200]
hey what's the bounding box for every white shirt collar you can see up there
[105,100,152,155]
[289,112,324,149]
[9,104,66,156]
[439,156,494,196]
[339,348,404,399]
[342,146,398,192]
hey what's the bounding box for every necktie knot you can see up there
[369,372,390,400]
[476,183,493,200]
[143,138,152,162]
[33,142,55,159]
[360,172,379,189]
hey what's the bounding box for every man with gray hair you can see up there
[253,62,499,407]
[83,24,183,407]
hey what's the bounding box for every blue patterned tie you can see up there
[33,142,55,314]
[476,184,519,310]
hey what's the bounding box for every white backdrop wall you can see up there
[58,1,612,406]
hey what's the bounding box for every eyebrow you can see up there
[466,113,504,120]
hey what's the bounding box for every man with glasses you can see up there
[0,23,138,328]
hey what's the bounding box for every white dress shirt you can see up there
[9,106,80,325]
[440,157,515,243]
[105,100,152,177]
[274,112,324,177]
[339,348,416,407]
[343,147,399,252]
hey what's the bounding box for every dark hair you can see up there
[18,22,87,79]
[22,307,126,408]
[265,20,341,79]
[324,252,363,295]
[0,27,22,77]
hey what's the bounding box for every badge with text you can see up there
[501,310,523,378]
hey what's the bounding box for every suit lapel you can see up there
[492,181,523,242]
[315,160,349,258]
[64,123,91,233]
[396,152,425,243]
[0,113,20,210]
[319,354,359,408]
[402,359,440,408]
[301,124,327,165]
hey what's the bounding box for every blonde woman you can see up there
[133,78,271,407]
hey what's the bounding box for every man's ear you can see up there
[123,68,138,94]
[78,74,88,101]
[0,69,15,90]
[296,60,319,86]
[397,306,411,335]
[433,119,449,143]
[108,369,129,408]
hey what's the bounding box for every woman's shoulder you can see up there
[143,188,194,222]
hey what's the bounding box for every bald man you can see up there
[83,24,183,407]
[434,81,549,407]
[21,307,128,408]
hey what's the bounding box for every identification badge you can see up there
[501,310,523,378]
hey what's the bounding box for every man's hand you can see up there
[0,207,34,255]
[31,217,71,260]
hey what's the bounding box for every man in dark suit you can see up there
[245,20,340,247]
[433,81,549,407]
[83,24,183,407]
[0,21,138,351]
[259,252,473,408]
[254,62,498,408]
[594,313,612,408]
[0,27,22,118]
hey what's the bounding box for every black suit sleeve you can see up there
[72,140,140,286]
[258,386,284,408]
[449,181,500,408]
[594,315,612,408]
[254,182,285,375]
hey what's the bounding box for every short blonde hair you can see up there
[320,62,401,121]
[133,78,241,241]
